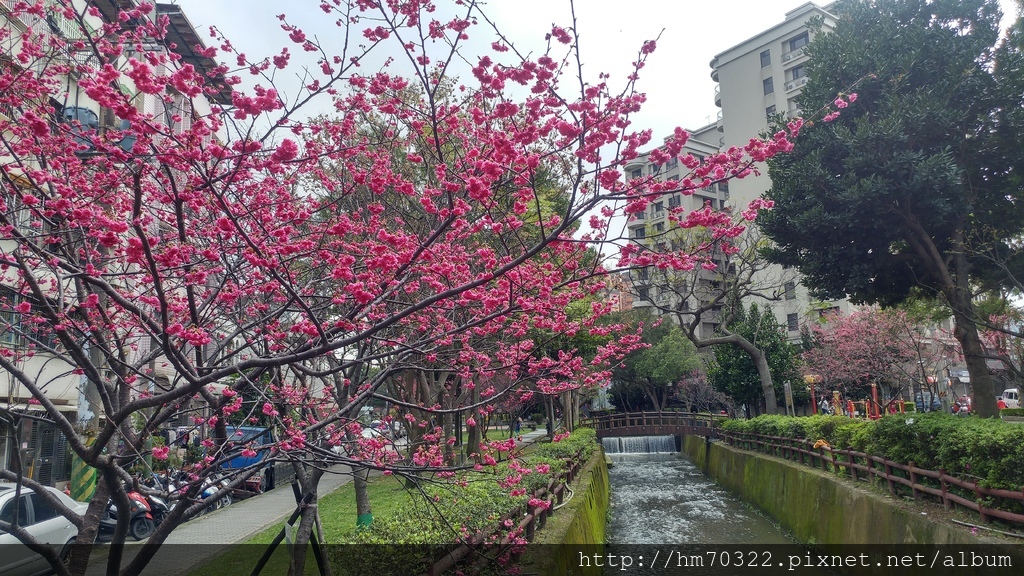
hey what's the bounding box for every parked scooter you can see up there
[96,490,155,542]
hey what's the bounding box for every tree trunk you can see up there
[683,331,778,415]
[545,396,555,441]
[949,296,998,417]
[354,466,373,529]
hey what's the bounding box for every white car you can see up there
[0,484,88,576]
[1001,388,1020,409]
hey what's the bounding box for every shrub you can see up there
[726,413,1024,492]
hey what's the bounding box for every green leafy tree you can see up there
[610,310,701,411]
[708,304,802,415]
[760,0,1024,417]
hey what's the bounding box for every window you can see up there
[630,168,642,179]
[633,228,645,239]
[0,495,29,526]
[760,49,771,68]
[638,286,649,300]
[718,181,729,193]
[29,493,58,523]
[654,222,664,232]
[668,195,681,208]
[637,268,649,281]
[165,92,193,135]
[784,281,796,300]
[765,104,776,119]
[649,164,659,175]
[763,77,774,95]
[665,157,678,170]
[789,65,806,80]
[788,32,809,52]
[786,313,799,332]
[652,201,664,214]
[0,289,57,349]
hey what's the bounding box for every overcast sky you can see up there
[173,0,1020,141]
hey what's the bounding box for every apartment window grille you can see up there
[786,313,799,332]
[763,77,774,95]
[760,49,771,68]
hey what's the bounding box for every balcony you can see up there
[780,46,805,63]
[784,76,808,92]
[714,85,721,107]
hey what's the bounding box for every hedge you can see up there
[330,427,598,574]
[721,413,1024,492]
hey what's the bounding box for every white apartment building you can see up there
[710,1,856,339]
[0,0,228,486]
[624,122,731,340]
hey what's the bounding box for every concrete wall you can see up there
[519,450,610,575]
[681,436,987,545]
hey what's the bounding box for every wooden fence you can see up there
[721,431,1024,528]
[423,448,586,576]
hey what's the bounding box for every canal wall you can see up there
[521,449,610,575]
[681,435,983,545]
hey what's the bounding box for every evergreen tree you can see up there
[761,0,1024,417]
[708,304,802,415]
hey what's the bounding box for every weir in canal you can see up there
[603,436,794,545]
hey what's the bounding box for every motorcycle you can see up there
[96,490,155,542]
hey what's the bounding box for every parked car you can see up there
[1001,388,1020,409]
[0,484,88,576]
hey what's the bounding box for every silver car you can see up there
[0,484,87,576]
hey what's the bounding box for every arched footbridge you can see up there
[582,411,721,439]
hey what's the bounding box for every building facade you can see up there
[624,122,732,341]
[710,1,857,340]
[0,0,227,486]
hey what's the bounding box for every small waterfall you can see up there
[602,435,677,454]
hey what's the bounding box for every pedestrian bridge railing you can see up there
[582,411,721,439]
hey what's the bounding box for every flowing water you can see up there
[605,447,794,545]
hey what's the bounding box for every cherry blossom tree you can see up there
[801,308,948,406]
[0,1,806,575]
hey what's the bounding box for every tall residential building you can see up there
[709,1,856,339]
[624,122,732,341]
